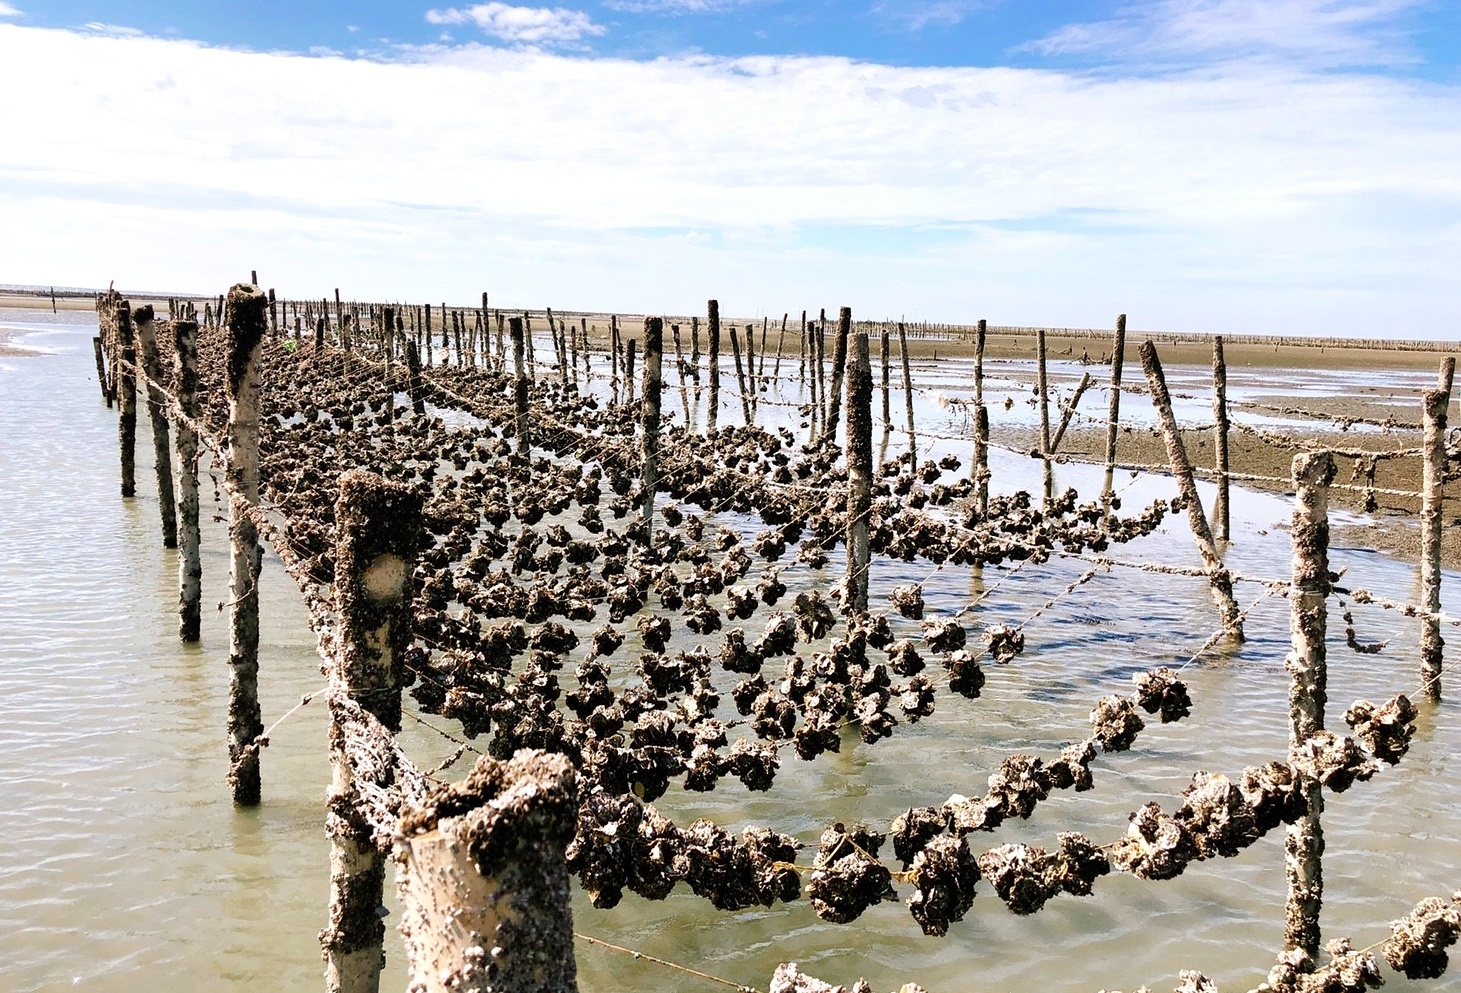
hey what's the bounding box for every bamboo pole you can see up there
[1139,341,1244,640]
[1284,450,1335,956]
[134,305,178,548]
[707,300,721,433]
[641,318,663,531]
[323,470,422,993]
[822,307,851,443]
[897,322,916,466]
[117,301,137,498]
[396,750,579,993]
[174,317,201,643]
[1213,335,1231,542]
[1102,314,1127,511]
[225,284,267,806]
[511,317,530,455]
[1420,357,1454,700]
[845,317,872,617]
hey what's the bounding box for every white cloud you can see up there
[425,3,605,45]
[1027,0,1423,67]
[0,4,21,18]
[602,0,755,12]
[0,23,1458,335]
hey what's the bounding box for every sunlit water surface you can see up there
[1,309,1457,993]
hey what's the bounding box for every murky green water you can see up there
[1,308,1457,993]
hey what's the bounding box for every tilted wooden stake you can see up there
[1139,340,1243,640]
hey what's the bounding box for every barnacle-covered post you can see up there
[1037,326,1052,457]
[823,306,851,442]
[380,307,395,426]
[1139,340,1243,640]
[117,300,137,498]
[225,284,268,806]
[1284,450,1335,955]
[1420,358,1454,700]
[898,321,917,466]
[707,299,722,432]
[510,317,530,456]
[1213,335,1231,542]
[845,317,873,617]
[972,318,989,516]
[641,317,663,531]
[879,329,891,462]
[1101,313,1127,511]
[134,304,178,548]
[174,316,202,642]
[625,337,638,405]
[93,335,111,405]
[323,470,422,993]
[396,750,580,993]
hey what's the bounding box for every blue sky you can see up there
[1,1,1459,336]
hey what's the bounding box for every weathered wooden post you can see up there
[729,327,752,425]
[323,470,422,993]
[315,316,327,351]
[972,318,990,516]
[845,319,872,616]
[1213,335,1231,542]
[268,287,278,338]
[174,317,202,643]
[640,318,663,531]
[707,299,722,433]
[690,315,701,383]
[610,315,621,403]
[798,310,808,390]
[1140,341,1243,640]
[1036,327,1053,499]
[672,324,691,424]
[879,329,891,454]
[745,321,759,415]
[897,322,917,465]
[773,314,787,382]
[1049,371,1092,454]
[1284,450,1335,956]
[117,301,137,498]
[225,284,268,806]
[1102,314,1127,511]
[93,336,111,406]
[1420,357,1454,700]
[134,305,178,548]
[381,307,396,426]
[625,339,638,405]
[396,750,580,993]
[511,317,530,455]
[405,339,425,416]
[822,307,851,442]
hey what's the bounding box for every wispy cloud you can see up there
[0,4,21,18]
[0,22,1457,334]
[602,0,756,13]
[1026,0,1423,67]
[425,3,605,45]
[870,1,992,32]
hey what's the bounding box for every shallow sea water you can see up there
[1,308,1457,993]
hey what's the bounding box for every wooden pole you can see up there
[845,320,872,616]
[729,327,752,425]
[745,322,759,417]
[1284,450,1334,956]
[324,470,421,993]
[798,310,807,390]
[1102,314,1127,511]
[1037,326,1052,462]
[773,314,787,383]
[1049,371,1092,454]
[1420,357,1454,700]
[174,317,202,643]
[225,284,268,806]
[879,329,891,465]
[1213,335,1231,542]
[93,335,111,406]
[822,307,850,442]
[510,318,530,455]
[691,315,701,383]
[640,318,663,532]
[134,305,178,548]
[397,751,579,993]
[625,339,637,405]
[707,300,721,433]
[897,322,916,466]
[972,318,989,516]
[117,301,137,498]
[405,339,425,416]
[1139,341,1244,640]
[672,324,691,426]
[609,316,621,404]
